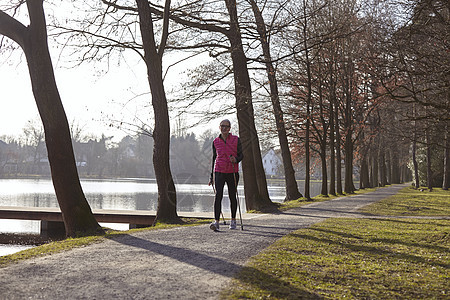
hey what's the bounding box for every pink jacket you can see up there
[213,133,241,173]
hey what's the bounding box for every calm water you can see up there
[0,178,323,256]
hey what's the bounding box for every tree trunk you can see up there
[386,148,392,184]
[373,148,379,187]
[136,0,179,222]
[412,139,420,189]
[443,122,449,190]
[303,0,312,200]
[426,128,433,191]
[412,104,420,188]
[316,61,328,197]
[343,81,355,193]
[249,0,302,200]
[391,148,401,184]
[335,104,343,194]
[342,56,357,194]
[329,99,336,195]
[320,148,328,196]
[360,156,370,189]
[225,0,274,211]
[379,141,387,187]
[305,121,311,199]
[369,154,374,187]
[344,131,355,193]
[16,1,102,237]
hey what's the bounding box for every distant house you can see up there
[123,144,136,158]
[0,140,19,174]
[262,149,283,177]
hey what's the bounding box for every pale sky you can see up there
[0,50,221,142]
[0,1,246,146]
[0,53,149,140]
[0,3,233,143]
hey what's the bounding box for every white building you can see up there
[262,149,283,177]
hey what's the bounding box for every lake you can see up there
[0,177,325,256]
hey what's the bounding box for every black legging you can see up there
[214,172,239,221]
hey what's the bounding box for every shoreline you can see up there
[0,233,62,246]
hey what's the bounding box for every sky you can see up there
[0,3,236,144]
[0,49,222,143]
[0,49,144,138]
[0,3,122,139]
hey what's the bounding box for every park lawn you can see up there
[222,218,449,299]
[222,186,449,299]
[276,187,379,212]
[360,186,450,216]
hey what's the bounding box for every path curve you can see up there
[0,184,409,299]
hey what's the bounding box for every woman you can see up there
[208,119,243,230]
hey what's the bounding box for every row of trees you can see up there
[0,126,214,181]
[261,0,418,196]
[251,0,448,194]
[0,0,447,236]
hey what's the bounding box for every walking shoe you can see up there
[210,222,219,231]
[229,220,237,230]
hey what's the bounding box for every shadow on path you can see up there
[108,234,321,299]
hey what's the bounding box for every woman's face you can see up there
[220,122,231,135]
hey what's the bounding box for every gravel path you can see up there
[0,183,409,299]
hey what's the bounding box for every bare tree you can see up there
[135,0,180,222]
[52,0,180,222]
[281,0,319,200]
[0,1,102,237]
[146,0,275,211]
[225,0,274,210]
[246,0,303,201]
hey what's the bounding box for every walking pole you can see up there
[232,162,244,230]
[211,183,227,225]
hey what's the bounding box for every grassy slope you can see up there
[221,186,449,299]
[360,186,450,216]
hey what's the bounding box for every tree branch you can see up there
[0,9,27,49]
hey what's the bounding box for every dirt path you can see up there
[0,184,409,299]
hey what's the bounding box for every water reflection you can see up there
[0,178,327,235]
[0,244,34,256]
[0,178,330,256]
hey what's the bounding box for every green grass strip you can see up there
[360,186,450,216]
[222,218,449,299]
[275,187,379,212]
[222,185,449,299]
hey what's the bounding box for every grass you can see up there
[0,218,211,267]
[0,234,105,267]
[222,218,449,299]
[275,186,379,212]
[360,186,450,216]
[221,186,449,299]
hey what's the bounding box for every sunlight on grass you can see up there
[360,186,450,216]
[222,185,449,299]
[222,218,449,299]
[276,186,378,212]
